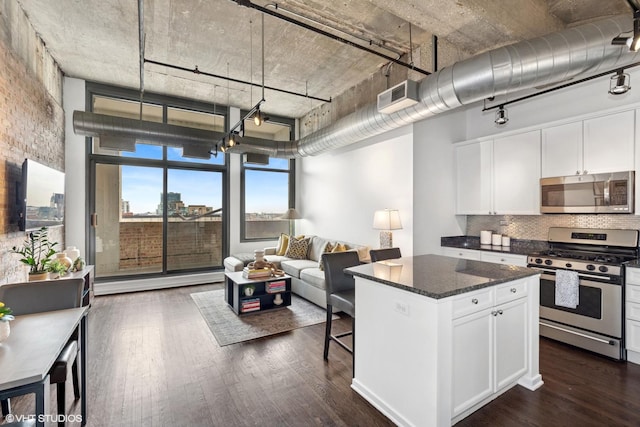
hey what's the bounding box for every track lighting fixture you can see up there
[253,109,264,126]
[228,133,237,147]
[612,6,640,51]
[495,105,508,125]
[609,69,631,95]
[633,9,640,51]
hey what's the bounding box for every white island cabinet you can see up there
[346,255,543,427]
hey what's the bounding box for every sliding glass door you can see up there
[166,169,223,270]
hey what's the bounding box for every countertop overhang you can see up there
[346,254,539,299]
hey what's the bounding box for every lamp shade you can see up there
[279,208,301,220]
[372,209,402,230]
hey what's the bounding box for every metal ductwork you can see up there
[73,14,640,159]
[73,110,225,153]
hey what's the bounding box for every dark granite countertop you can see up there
[441,236,548,256]
[345,254,539,299]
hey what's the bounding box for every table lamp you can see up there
[279,208,301,235]
[372,209,402,248]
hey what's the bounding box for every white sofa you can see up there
[224,236,369,308]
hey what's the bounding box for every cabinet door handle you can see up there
[576,170,580,175]
[491,310,498,316]
[472,298,478,304]
[498,309,503,315]
[510,288,517,293]
[501,258,506,262]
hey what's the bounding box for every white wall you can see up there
[413,109,467,255]
[63,77,87,258]
[298,125,413,255]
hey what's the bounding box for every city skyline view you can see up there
[120,163,289,215]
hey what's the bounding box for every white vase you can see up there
[56,252,73,270]
[65,246,80,261]
[0,321,10,342]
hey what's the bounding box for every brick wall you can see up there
[0,3,65,283]
[115,221,223,273]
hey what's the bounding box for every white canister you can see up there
[491,234,502,246]
[502,236,511,247]
[480,230,492,245]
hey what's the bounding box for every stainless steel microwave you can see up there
[540,171,634,214]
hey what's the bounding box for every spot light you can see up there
[228,133,236,147]
[253,109,264,126]
[495,105,508,126]
[609,69,631,95]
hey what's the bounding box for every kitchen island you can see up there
[345,254,543,427]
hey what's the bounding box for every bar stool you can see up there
[322,251,359,374]
[369,247,402,262]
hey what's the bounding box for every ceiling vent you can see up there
[377,80,419,114]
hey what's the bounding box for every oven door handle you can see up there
[528,266,611,281]
[540,321,615,345]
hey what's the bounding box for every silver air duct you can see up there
[73,14,639,159]
[73,110,225,149]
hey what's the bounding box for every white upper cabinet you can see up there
[583,110,635,174]
[456,140,493,215]
[493,130,541,215]
[541,122,582,177]
[541,110,635,178]
[456,131,541,215]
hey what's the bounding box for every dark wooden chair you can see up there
[369,247,402,262]
[321,251,359,375]
[0,278,84,427]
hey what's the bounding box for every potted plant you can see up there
[11,226,58,281]
[47,259,68,279]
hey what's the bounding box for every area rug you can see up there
[191,289,337,346]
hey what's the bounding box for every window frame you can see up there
[240,115,296,242]
[85,82,230,279]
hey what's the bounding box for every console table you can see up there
[68,265,94,307]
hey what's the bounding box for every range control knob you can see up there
[535,258,543,264]
[544,259,553,266]
[565,263,572,268]
[586,264,596,271]
[599,265,609,273]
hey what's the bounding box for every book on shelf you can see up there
[241,298,260,312]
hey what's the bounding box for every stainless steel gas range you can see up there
[527,227,639,360]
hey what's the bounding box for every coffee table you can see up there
[224,271,292,315]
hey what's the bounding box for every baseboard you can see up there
[95,271,225,295]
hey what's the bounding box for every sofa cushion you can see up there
[285,236,310,259]
[275,233,289,256]
[300,267,327,291]
[308,236,330,262]
[317,241,335,270]
[280,259,317,278]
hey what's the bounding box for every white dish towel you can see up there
[555,269,580,309]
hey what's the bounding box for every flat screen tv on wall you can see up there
[19,159,65,231]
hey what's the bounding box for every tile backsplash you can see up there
[467,214,640,241]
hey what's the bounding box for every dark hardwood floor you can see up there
[3,282,640,426]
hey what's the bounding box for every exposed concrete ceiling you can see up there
[15,0,634,121]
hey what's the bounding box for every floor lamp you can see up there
[280,208,301,235]
[373,209,402,248]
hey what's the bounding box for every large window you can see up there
[241,118,295,241]
[88,84,227,279]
